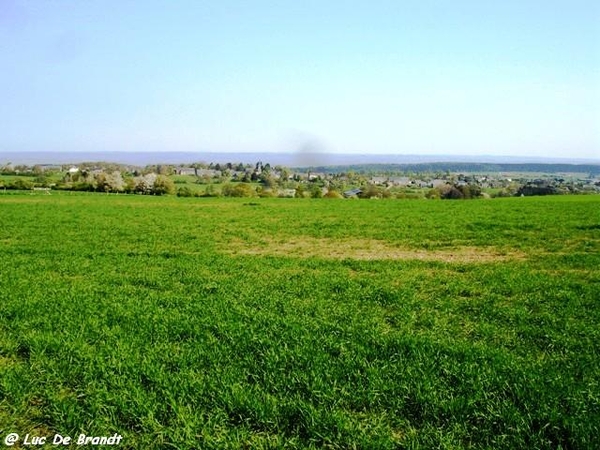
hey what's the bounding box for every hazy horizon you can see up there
[1,150,599,168]
[1,1,599,159]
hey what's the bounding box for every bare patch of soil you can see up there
[225,236,525,263]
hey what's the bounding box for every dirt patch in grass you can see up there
[225,236,525,263]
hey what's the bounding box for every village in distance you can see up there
[1,155,600,200]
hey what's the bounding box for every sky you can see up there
[1,0,599,160]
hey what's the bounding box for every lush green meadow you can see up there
[0,193,599,449]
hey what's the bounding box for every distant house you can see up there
[68,166,79,174]
[40,164,62,171]
[308,172,325,181]
[370,176,388,185]
[343,188,363,198]
[197,169,221,178]
[177,167,196,176]
[279,189,296,198]
[388,177,411,186]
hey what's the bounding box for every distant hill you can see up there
[1,151,599,173]
[298,162,600,175]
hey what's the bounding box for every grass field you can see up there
[0,194,599,449]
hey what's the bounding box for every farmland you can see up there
[0,193,599,449]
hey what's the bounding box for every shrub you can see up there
[323,190,343,199]
[222,183,257,198]
[8,179,34,190]
[258,188,276,198]
[358,184,382,199]
[310,186,323,198]
[517,184,558,196]
[177,186,194,197]
[425,188,440,199]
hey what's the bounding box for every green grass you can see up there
[0,194,599,449]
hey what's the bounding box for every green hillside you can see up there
[0,194,598,449]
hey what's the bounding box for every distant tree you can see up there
[105,171,125,192]
[95,173,109,192]
[220,169,231,180]
[310,185,323,198]
[34,175,50,187]
[222,183,256,197]
[124,177,136,193]
[152,175,176,195]
[198,174,211,184]
[437,184,464,199]
[517,184,558,196]
[295,184,306,198]
[279,167,290,182]
[9,179,33,190]
[455,184,482,199]
[1,163,14,174]
[259,172,276,188]
[133,173,157,194]
[457,184,472,199]
[162,165,175,175]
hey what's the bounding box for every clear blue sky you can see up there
[1,0,599,159]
